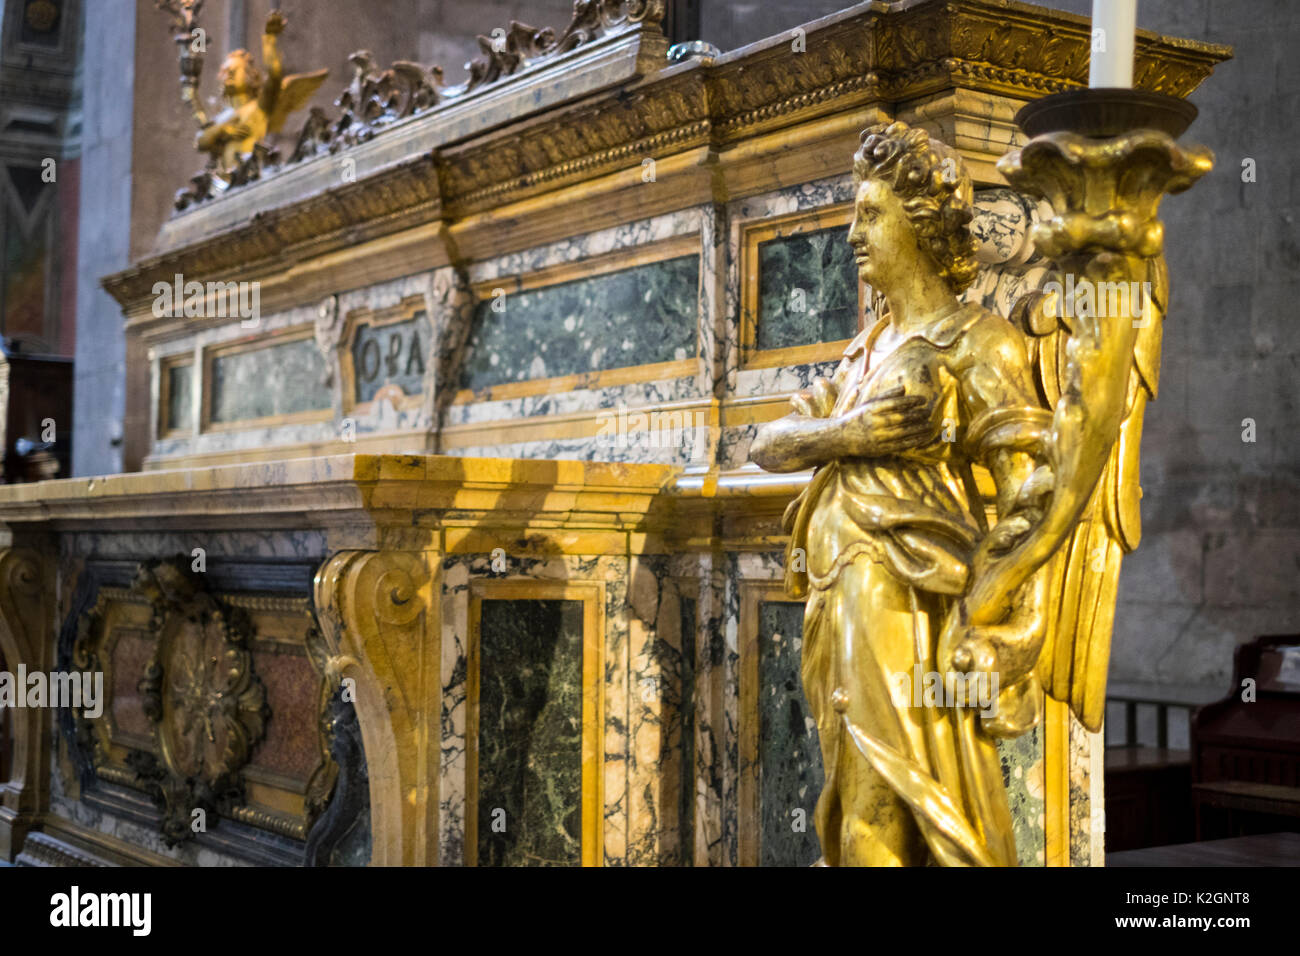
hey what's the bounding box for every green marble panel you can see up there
[209,337,329,423]
[756,225,858,350]
[477,598,585,867]
[459,255,699,391]
[166,363,193,431]
[352,312,429,403]
[999,726,1046,866]
[758,599,823,867]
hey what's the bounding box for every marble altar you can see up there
[0,0,1229,866]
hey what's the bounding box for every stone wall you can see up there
[699,0,848,50]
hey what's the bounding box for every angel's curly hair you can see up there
[853,121,979,294]
[219,49,263,95]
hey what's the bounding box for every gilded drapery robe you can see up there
[783,301,1046,867]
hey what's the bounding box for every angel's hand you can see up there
[939,607,1044,697]
[984,514,1033,555]
[938,613,998,707]
[838,386,932,457]
[265,10,287,35]
[789,378,838,419]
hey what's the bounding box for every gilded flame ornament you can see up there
[751,116,1210,866]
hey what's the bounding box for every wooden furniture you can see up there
[1191,635,1300,840]
[1108,831,1300,866]
[1192,781,1300,835]
[1104,747,1193,851]
[1107,681,1221,749]
[1102,683,1220,852]
[0,342,73,482]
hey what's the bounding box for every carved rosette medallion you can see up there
[130,558,269,845]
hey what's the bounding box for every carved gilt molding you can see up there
[293,1,666,165]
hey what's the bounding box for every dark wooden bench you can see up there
[1193,781,1300,837]
[1102,683,1221,852]
[1191,635,1300,840]
[1105,747,1193,851]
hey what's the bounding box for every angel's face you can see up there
[219,52,256,98]
[849,177,927,297]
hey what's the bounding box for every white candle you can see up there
[1089,0,1137,88]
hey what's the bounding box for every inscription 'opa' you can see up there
[355,324,426,387]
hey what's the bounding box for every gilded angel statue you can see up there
[750,120,1153,866]
[186,10,327,177]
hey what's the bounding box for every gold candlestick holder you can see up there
[966,92,1213,731]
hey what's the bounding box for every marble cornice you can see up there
[101,0,1231,317]
[0,453,821,556]
[0,454,680,534]
[107,155,445,329]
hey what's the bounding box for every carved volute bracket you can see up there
[315,293,343,393]
[428,267,475,444]
[313,550,439,865]
[0,548,55,859]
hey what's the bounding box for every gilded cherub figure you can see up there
[750,121,1060,867]
[190,10,327,178]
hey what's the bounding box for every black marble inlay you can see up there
[758,600,823,867]
[352,311,429,403]
[477,598,585,867]
[459,255,700,391]
[305,688,372,867]
[756,225,859,350]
